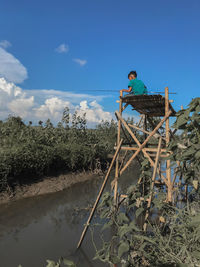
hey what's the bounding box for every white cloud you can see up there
[0,78,33,119]
[8,96,34,118]
[0,47,28,84]
[34,97,73,122]
[77,100,112,123]
[0,77,112,126]
[0,40,12,49]
[55,43,69,53]
[25,89,105,105]
[79,100,89,110]
[73,58,87,66]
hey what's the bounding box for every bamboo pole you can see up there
[144,115,147,142]
[114,149,168,185]
[114,91,123,203]
[115,146,167,153]
[143,150,168,186]
[118,125,142,171]
[143,137,162,231]
[172,161,180,187]
[119,150,128,172]
[137,116,144,128]
[77,139,123,249]
[185,184,188,201]
[146,117,162,136]
[115,110,172,176]
[128,123,165,141]
[165,87,172,202]
[122,103,129,112]
[146,153,168,158]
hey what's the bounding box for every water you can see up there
[0,164,140,267]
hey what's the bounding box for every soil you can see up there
[0,171,102,205]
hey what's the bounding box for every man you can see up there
[120,71,147,95]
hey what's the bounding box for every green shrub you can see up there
[0,110,117,190]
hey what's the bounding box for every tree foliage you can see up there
[0,109,117,191]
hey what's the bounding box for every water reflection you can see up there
[0,163,140,267]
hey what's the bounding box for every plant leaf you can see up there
[135,207,144,218]
[63,259,76,267]
[118,242,129,258]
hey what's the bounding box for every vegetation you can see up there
[11,98,200,266]
[94,97,200,266]
[18,258,76,267]
[0,107,117,191]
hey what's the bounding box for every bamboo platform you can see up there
[77,87,179,248]
[121,94,176,117]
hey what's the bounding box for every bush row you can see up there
[0,112,117,190]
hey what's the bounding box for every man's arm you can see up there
[120,87,132,94]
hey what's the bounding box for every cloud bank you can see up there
[0,47,28,84]
[0,78,112,125]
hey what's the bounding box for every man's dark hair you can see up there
[128,70,137,79]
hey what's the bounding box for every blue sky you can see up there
[0,0,200,124]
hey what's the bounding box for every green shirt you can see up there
[128,78,147,95]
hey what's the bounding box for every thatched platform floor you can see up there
[121,94,176,117]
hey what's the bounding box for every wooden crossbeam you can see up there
[122,103,129,112]
[146,153,168,158]
[119,118,144,171]
[146,117,163,136]
[116,146,167,153]
[128,123,165,141]
[115,110,171,186]
[114,147,168,158]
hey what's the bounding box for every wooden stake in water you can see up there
[77,139,123,249]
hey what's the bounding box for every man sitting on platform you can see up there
[120,71,147,95]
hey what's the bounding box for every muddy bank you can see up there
[0,171,102,205]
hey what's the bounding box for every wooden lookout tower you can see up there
[113,88,176,203]
[77,87,176,248]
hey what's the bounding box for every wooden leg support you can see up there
[77,139,123,249]
[143,137,162,231]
